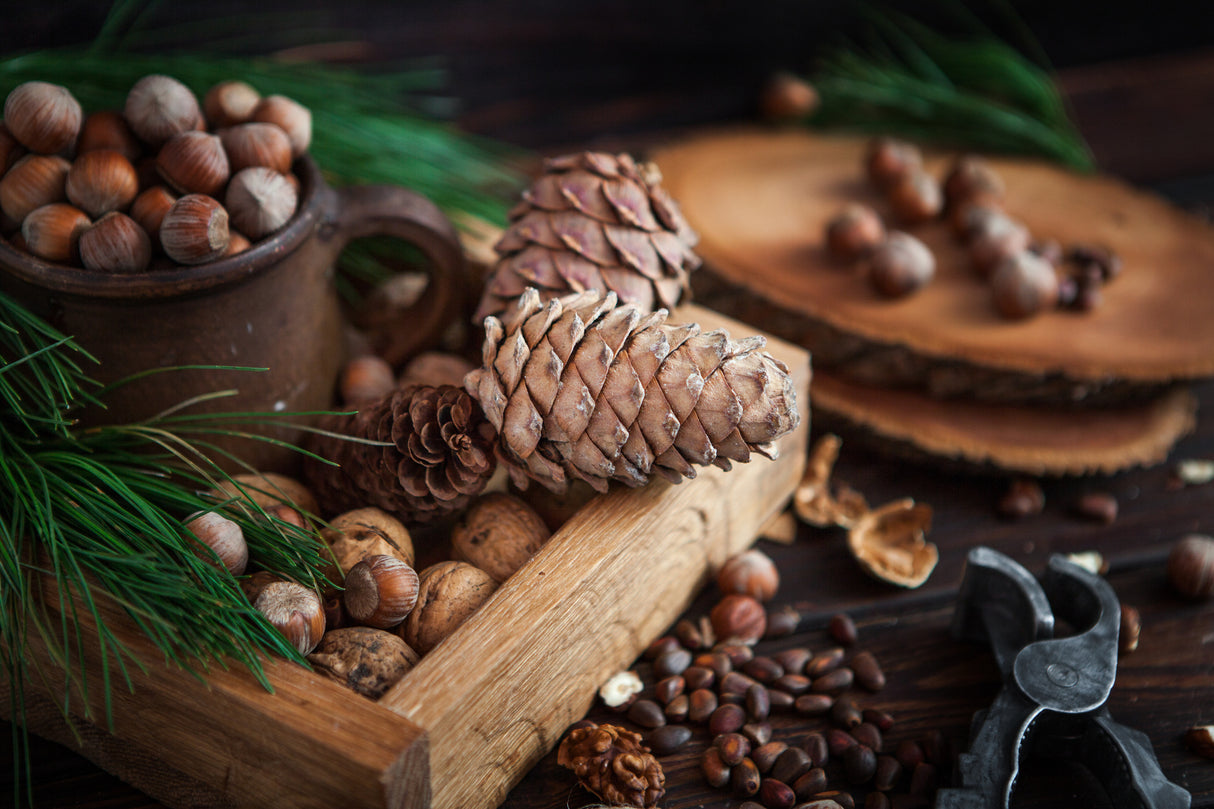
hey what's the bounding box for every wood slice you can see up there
[651,128,1214,405]
[812,371,1197,476]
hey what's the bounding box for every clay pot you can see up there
[0,156,466,473]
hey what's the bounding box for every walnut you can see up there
[847,498,938,588]
[400,561,498,654]
[556,722,666,808]
[793,434,869,528]
[451,493,550,583]
[321,507,414,576]
[307,626,419,699]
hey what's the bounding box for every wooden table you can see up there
[5,49,1214,809]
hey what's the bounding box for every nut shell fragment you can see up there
[794,434,868,528]
[847,498,937,588]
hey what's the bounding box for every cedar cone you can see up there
[304,384,496,523]
[465,288,801,493]
[473,151,701,321]
[557,723,666,809]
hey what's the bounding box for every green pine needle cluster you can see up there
[1,289,335,800]
[808,6,1094,171]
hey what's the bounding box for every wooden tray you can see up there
[4,304,810,809]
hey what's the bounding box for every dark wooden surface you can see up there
[5,42,1214,809]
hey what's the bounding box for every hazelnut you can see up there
[322,507,415,575]
[159,193,229,264]
[343,554,420,629]
[184,510,248,575]
[339,355,396,406]
[307,626,419,699]
[970,219,1030,278]
[991,252,1060,319]
[868,231,935,298]
[3,81,82,155]
[225,229,251,256]
[224,166,298,239]
[79,212,152,274]
[66,150,139,218]
[399,351,477,389]
[759,72,819,122]
[825,204,885,260]
[239,570,283,604]
[156,131,230,197]
[219,122,293,175]
[942,155,1005,209]
[949,195,1006,241]
[598,670,644,709]
[76,110,142,163]
[710,594,767,644]
[400,561,498,654]
[253,581,326,655]
[21,203,90,264]
[451,493,551,583]
[717,549,780,601]
[204,80,262,128]
[1167,534,1214,600]
[124,74,203,147]
[251,95,311,158]
[210,472,319,516]
[887,168,943,224]
[1119,604,1140,654]
[129,186,176,243]
[0,154,70,222]
[0,122,26,175]
[866,137,922,190]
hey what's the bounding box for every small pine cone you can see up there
[474,151,701,322]
[557,722,666,808]
[465,288,801,493]
[304,384,496,523]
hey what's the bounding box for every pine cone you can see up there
[304,384,496,523]
[465,288,801,493]
[474,151,701,321]
[557,723,665,809]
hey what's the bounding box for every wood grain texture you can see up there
[1,304,810,809]
[651,129,1214,385]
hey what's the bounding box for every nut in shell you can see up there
[251,95,312,158]
[211,472,320,517]
[219,122,293,175]
[847,498,938,588]
[124,74,202,147]
[159,193,229,265]
[130,186,176,243]
[400,560,498,654]
[204,80,262,128]
[717,549,780,601]
[79,212,152,274]
[1167,534,1214,600]
[343,554,419,629]
[21,203,90,264]
[0,154,70,223]
[224,166,298,240]
[4,81,82,155]
[184,510,248,575]
[307,626,419,699]
[253,581,326,655]
[156,131,230,197]
[77,110,142,163]
[322,507,414,575]
[66,149,139,218]
[450,492,550,583]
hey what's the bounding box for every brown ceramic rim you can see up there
[0,156,326,301]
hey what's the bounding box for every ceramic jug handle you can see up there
[329,184,469,366]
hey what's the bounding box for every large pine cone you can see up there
[304,384,496,523]
[473,151,701,321]
[557,723,665,809]
[465,288,801,493]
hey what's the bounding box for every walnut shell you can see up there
[847,498,938,588]
[451,493,550,583]
[307,626,419,699]
[400,561,498,655]
[321,507,415,576]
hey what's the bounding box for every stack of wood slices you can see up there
[653,129,1214,475]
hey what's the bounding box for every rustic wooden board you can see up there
[652,128,1214,386]
[3,303,810,809]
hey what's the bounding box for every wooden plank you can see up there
[380,303,811,809]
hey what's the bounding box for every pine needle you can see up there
[807,5,1094,171]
